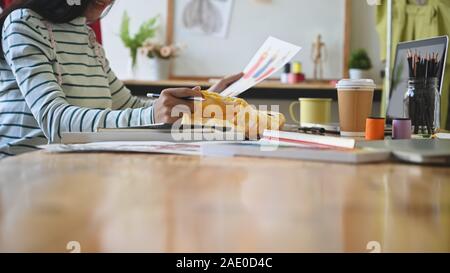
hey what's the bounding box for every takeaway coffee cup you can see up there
[336,79,376,137]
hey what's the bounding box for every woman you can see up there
[0,0,242,158]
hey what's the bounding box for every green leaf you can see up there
[120,11,132,47]
[135,16,159,45]
[119,12,159,67]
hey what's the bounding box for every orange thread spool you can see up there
[365,117,385,140]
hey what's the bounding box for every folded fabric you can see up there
[182,91,286,139]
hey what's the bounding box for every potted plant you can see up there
[349,49,372,79]
[140,40,183,81]
[120,12,159,78]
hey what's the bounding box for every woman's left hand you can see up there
[209,72,244,93]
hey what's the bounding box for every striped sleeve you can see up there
[2,12,156,143]
[98,43,153,110]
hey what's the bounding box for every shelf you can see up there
[124,79,383,90]
[123,79,383,101]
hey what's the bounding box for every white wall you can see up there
[350,0,383,83]
[102,0,168,79]
[171,0,346,79]
[103,0,383,84]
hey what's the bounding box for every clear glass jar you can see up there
[403,78,440,135]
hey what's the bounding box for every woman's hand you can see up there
[209,73,244,93]
[153,86,203,124]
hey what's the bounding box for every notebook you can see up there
[61,125,245,144]
[262,130,356,149]
[201,142,390,164]
[200,130,389,164]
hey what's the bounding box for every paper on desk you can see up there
[42,142,203,156]
[41,141,252,156]
[221,37,302,98]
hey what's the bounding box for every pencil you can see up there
[407,51,414,77]
[146,93,205,102]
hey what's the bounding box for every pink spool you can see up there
[392,118,412,139]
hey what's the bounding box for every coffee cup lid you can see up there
[336,79,376,89]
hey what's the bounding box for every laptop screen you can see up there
[387,36,448,121]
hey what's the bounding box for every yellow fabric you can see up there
[376,0,450,129]
[182,91,286,139]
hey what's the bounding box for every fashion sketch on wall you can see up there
[181,0,234,38]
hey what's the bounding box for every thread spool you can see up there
[392,118,412,140]
[365,117,385,140]
[289,62,305,84]
[281,63,291,84]
[292,62,302,74]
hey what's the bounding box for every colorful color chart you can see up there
[221,37,302,98]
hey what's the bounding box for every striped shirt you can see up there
[0,9,155,159]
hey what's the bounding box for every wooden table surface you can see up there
[0,151,449,253]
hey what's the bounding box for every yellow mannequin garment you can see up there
[376,0,450,129]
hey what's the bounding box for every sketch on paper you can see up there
[181,0,234,38]
[221,37,302,98]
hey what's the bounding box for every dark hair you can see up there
[0,0,92,51]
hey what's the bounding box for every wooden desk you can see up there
[0,151,449,253]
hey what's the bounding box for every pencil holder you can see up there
[403,77,440,135]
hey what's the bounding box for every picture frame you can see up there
[166,0,351,81]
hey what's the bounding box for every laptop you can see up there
[386,36,449,126]
[358,139,450,165]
